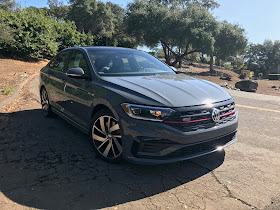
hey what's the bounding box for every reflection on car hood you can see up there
[102,73,232,107]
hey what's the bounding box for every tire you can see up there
[91,109,123,163]
[40,87,53,117]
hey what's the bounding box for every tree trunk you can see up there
[161,40,200,67]
[210,51,214,73]
[216,58,220,66]
[162,44,171,65]
[171,55,180,67]
[200,54,206,63]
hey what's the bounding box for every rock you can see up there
[235,80,258,92]
[221,82,228,87]
[220,76,232,81]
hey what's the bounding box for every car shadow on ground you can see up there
[0,109,225,209]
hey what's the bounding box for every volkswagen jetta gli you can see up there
[39,47,238,164]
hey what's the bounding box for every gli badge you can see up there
[182,117,191,122]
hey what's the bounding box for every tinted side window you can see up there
[49,51,69,72]
[68,51,91,76]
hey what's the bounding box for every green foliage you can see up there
[0,8,94,58]
[0,22,15,47]
[214,21,247,61]
[186,52,200,62]
[222,62,233,70]
[199,56,210,64]
[148,0,219,10]
[68,0,135,48]
[47,0,70,20]
[245,40,280,76]
[225,55,246,71]
[107,2,137,48]
[69,0,114,39]
[126,1,218,66]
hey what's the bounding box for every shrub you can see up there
[222,63,233,70]
[0,8,94,58]
[0,22,15,47]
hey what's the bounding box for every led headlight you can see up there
[121,103,175,122]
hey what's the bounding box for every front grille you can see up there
[136,131,236,159]
[164,102,236,132]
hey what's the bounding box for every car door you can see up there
[63,50,95,130]
[47,50,70,113]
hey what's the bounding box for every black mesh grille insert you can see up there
[136,132,236,159]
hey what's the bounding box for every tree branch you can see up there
[161,40,176,55]
[185,49,201,55]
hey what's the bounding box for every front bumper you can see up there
[119,107,238,165]
[125,131,237,165]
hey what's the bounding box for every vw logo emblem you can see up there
[212,108,220,122]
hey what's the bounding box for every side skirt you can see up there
[51,106,90,135]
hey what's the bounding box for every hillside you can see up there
[177,62,280,96]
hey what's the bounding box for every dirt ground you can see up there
[0,57,48,97]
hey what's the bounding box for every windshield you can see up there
[87,49,175,76]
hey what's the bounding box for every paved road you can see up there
[0,75,279,210]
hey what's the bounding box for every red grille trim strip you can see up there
[164,109,236,124]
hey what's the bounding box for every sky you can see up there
[16,0,280,45]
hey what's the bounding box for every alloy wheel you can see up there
[92,115,122,159]
[41,88,50,116]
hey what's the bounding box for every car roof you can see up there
[65,46,139,52]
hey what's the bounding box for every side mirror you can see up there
[170,66,177,72]
[66,67,85,78]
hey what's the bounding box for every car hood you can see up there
[102,73,232,107]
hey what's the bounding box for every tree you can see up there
[104,2,137,47]
[68,0,115,44]
[245,43,266,74]
[214,21,247,64]
[47,0,69,20]
[245,40,280,76]
[148,0,219,10]
[0,0,15,10]
[263,40,280,75]
[126,1,218,67]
